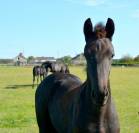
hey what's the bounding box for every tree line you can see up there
[58,54,139,66]
[0,54,139,66]
[60,54,139,66]
[112,54,139,66]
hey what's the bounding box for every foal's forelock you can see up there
[94,23,107,39]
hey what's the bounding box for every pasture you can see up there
[0,66,139,133]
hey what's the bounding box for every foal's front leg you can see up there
[32,75,35,88]
[37,76,39,87]
[40,75,43,82]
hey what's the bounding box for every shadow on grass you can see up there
[5,84,38,89]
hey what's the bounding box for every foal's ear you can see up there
[105,18,115,40]
[83,18,93,42]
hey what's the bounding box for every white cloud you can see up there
[132,9,139,19]
[65,0,107,6]
[106,2,128,9]
[65,0,130,9]
[85,0,106,6]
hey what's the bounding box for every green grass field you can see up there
[0,66,139,133]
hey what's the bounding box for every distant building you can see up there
[72,53,86,65]
[29,56,56,65]
[13,53,27,66]
[0,59,13,65]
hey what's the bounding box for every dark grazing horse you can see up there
[35,18,120,133]
[32,65,47,88]
[42,61,70,74]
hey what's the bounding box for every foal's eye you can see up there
[111,54,114,58]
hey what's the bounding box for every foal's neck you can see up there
[85,80,111,119]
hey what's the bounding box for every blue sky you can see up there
[0,0,139,59]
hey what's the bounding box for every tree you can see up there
[61,56,72,65]
[119,54,133,63]
[27,56,34,63]
[134,55,139,61]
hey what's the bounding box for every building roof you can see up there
[13,52,27,62]
[72,53,86,65]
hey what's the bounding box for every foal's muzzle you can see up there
[103,88,109,105]
[92,88,109,106]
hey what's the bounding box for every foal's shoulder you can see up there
[40,73,82,88]
[36,73,82,100]
[52,73,82,86]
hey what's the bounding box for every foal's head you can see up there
[84,18,115,105]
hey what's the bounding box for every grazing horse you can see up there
[39,65,47,81]
[42,61,70,74]
[33,65,47,88]
[35,18,120,133]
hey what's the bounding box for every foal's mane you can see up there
[94,23,106,39]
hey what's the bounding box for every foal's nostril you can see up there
[104,88,108,96]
